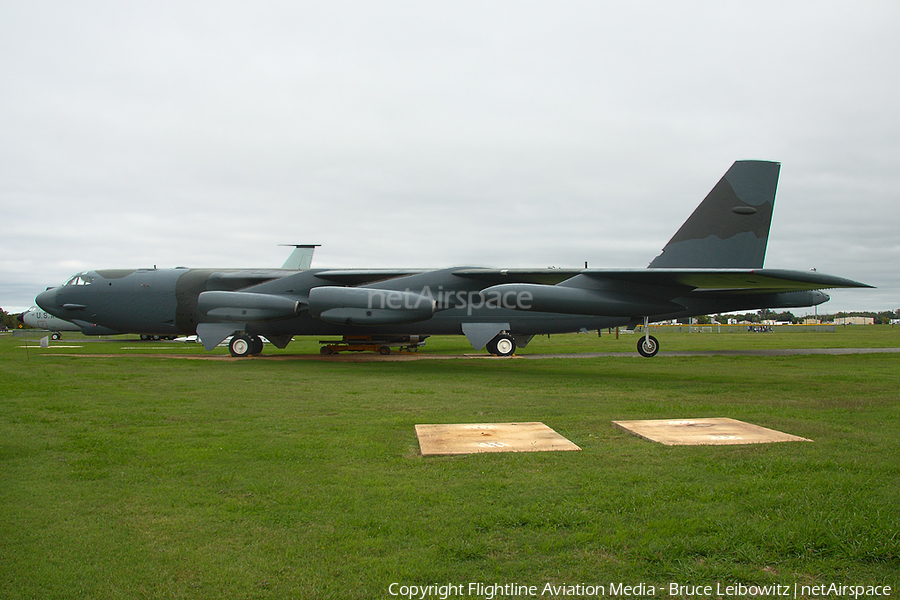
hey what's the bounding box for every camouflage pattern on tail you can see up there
[648,160,780,269]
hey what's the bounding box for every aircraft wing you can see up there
[581,268,874,293]
[314,269,429,286]
[452,268,584,285]
[455,267,871,292]
[204,268,427,291]
[472,267,872,319]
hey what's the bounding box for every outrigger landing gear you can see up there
[636,317,659,357]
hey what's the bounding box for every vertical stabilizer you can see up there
[648,160,780,269]
[281,245,320,270]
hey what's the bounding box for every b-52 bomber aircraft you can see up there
[35,161,870,358]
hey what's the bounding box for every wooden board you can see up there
[415,422,581,456]
[612,417,812,446]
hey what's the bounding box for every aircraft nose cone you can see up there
[35,288,59,313]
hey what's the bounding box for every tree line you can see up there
[0,308,21,330]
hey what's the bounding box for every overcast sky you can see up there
[2,1,898,314]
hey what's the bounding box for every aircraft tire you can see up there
[249,335,264,355]
[485,338,498,355]
[491,334,516,357]
[229,334,253,357]
[378,346,391,355]
[637,335,660,358]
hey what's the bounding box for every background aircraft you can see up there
[279,245,318,270]
[35,161,870,357]
[17,307,82,340]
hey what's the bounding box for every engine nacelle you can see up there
[308,286,436,325]
[197,291,301,321]
[479,283,683,317]
[754,290,830,308]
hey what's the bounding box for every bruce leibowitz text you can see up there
[388,581,892,599]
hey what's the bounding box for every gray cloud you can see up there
[2,1,898,314]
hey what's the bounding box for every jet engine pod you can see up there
[197,291,302,321]
[752,290,830,308]
[308,286,436,325]
[479,284,683,317]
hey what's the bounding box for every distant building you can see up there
[834,316,874,325]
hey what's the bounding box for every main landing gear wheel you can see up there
[487,334,516,357]
[229,333,263,357]
[637,335,660,358]
[229,334,252,357]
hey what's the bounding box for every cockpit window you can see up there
[64,272,94,286]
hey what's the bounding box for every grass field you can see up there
[1,327,898,599]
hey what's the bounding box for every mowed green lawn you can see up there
[1,328,898,599]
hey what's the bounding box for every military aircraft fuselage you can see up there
[35,266,642,338]
[35,265,832,343]
[37,269,182,336]
[32,161,870,357]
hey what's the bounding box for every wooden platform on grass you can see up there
[415,422,581,456]
[612,417,811,446]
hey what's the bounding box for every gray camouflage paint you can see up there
[648,160,780,269]
[34,161,870,355]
